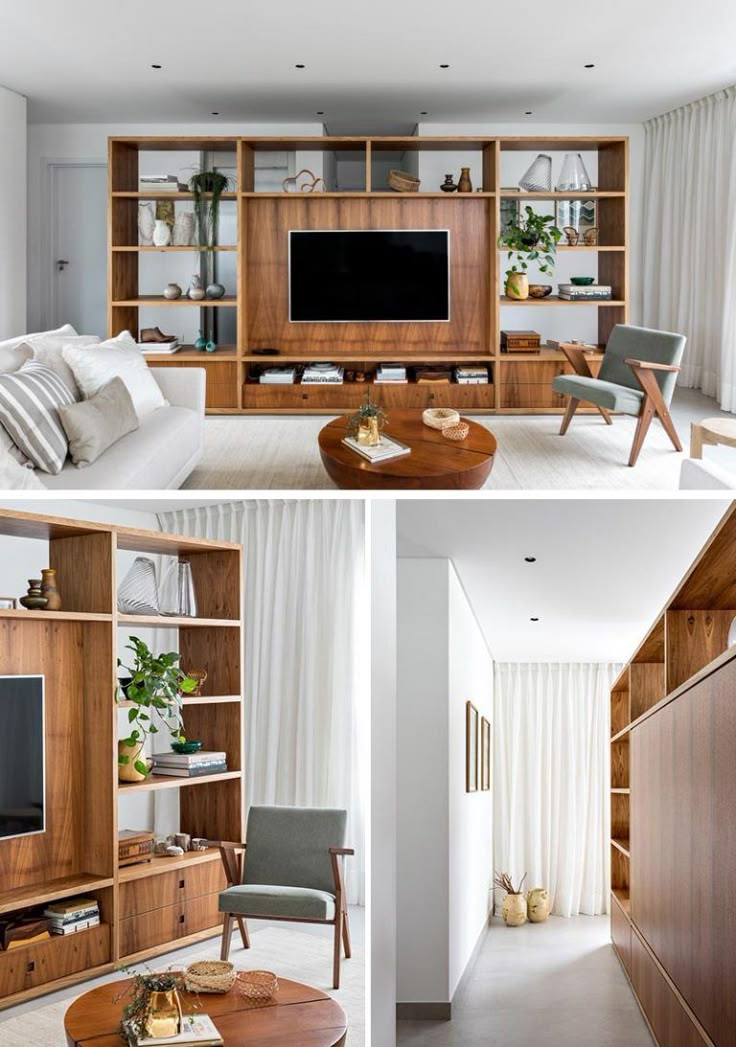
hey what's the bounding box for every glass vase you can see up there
[556,153,592,191]
[117,557,160,615]
[519,154,552,192]
[161,561,198,618]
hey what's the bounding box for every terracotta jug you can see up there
[40,569,61,611]
[458,167,473,193]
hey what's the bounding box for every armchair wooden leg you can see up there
[333,912,343,990]
[629,398,656,466]
[559,397,580,435]
[597,406,613,425]
[236,916,250,950]
[220,914,233,961]
[629,366,683,463]
[342,906,352,959]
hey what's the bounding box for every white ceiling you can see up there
[4,0,736,124]
[397,498,732,662]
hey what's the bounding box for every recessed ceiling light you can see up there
[151,64,162,69]
[211,111,219,116]
[524,110,533,115]
[295,63,305,69]
[530,617,539,622]
[317,111,324,115]
[584,63,595,68]
[524,556,537,563]
[439,64,450,69]
[420,111,428,115]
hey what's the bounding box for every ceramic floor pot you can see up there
[527,887,550,923]
[118,739,147,783]
[502,892,528,926]
[505,272,529,301]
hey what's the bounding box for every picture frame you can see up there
[481,717,491,791]
[0,597,17,610]
[466,701,479,793]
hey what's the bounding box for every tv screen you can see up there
[289,230,450,322]
[0,676,45,839]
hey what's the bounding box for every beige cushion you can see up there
[63,331,167,417]
[0,343,33,375]
[58,377,139,467]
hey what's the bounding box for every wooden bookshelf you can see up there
[108,134,629,415]
[0,508,244,1009]
[610,500,736,1047]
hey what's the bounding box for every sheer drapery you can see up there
[642,86,736,411]
[493,662,620,917]
[158,500,366,904]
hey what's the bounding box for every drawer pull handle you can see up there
[26,961,35,973]
[179,914,185,924]
[179,879,185,889]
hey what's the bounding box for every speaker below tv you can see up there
[0,675,45,839]
[288,229,451,323]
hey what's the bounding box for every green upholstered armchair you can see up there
[218,805,354,989]
[551,324,687,466]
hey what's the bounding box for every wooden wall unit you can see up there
[108,134,629,415]
[610,501,736,1046]
[0,509,244,1009]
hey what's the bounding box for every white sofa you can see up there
[40,367,205,490]
[679,457,736,490]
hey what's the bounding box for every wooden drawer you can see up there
[0,925,110,998]
[120,860,226,918]
[610,896,631,975]
[630,930,706,1047]
[243,382,366,410]
[500,384,567,409]
[120,894,222,958]
[423,384,494,410]
[153,361,239,409]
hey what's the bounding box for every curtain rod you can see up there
[645,83,736,126]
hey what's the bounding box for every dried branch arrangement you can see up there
[494,871,527,896]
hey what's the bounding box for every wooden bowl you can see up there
[388,170,420,192]
[528,284,552,298]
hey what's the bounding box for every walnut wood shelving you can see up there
[108,134,629,415]
[610,501,736,1046]
[0,508,244,1010]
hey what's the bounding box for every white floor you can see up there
[183,388,736,490]
[0,907,364,1046]
[398,915,652,1047]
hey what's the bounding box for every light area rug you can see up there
[0,926,364,1046]
[182,413,695,491]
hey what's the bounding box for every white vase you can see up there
[153,219,171,247]
[173,211,195,247]
[187,274,206,301]
[163,282,182,300]
[138,202,155,246]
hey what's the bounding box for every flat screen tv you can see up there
[288,229,450,322]
[0,675,45,839]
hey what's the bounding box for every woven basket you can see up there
[442,422,470,442]
[423,407,460,431]
[184,960,236,994]
[387,169,420,193]
[238,970,279,1001]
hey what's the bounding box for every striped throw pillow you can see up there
[0,362,77,474]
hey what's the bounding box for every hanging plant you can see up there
[498,205,562,281]
[189,168,231,252]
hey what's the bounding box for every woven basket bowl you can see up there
[423,407,460,431]
[442,422,470,442]
[388,169,420,192]
[239,970,279,1001]
[184,960,237,993]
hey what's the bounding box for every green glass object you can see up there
[205,340,217,353]
[194,330,207,351]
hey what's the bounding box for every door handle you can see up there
[57,259,70,271]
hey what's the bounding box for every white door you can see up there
[51,164,107,337]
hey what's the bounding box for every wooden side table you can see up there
[690,418,736,458]
[64,976,348,1047]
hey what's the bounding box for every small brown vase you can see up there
[19,580,48,611]
[458,167,473,193]
[440,174,457,193]
[40,568,61,611]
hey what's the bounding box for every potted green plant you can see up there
[189,168,231,252]
[348,390,387,446]
[117,637,197,782]
[498,205,562,300]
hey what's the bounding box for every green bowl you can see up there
[571,276,595,285]
[171,740,203,754]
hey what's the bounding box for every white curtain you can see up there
[642,85,736,411]
[493,662,620,918]
[158,500,366,905]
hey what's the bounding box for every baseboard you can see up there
[452,917,490,1004]
[396,1001,452,1021]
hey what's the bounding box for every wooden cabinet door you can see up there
[120,903,183,957]
[630,931,705,1047]
[611,899,632,975]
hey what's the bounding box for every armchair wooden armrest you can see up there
[329,847,355,856]
[559,343,596,378]
[218,841,247,887]
[329,846,354,902]
[625,358,681,373]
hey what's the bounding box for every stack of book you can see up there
[44,897,100,935]
[126,1014,224,1047]
[259,367,296,384]
[137,339,180,355]
[151,751,228,778]
[557,283,612,301]
[342,435,411,463]
[301,363,344,385]
[455,366,489,385]
[138,174,186,193]
[375,363,407,384]
[415,367,452,385]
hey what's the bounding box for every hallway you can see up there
[397,915,653,1046]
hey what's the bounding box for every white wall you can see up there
[397,558,494,1008]
[0,86,27,337]
[371,500,397,1047]
[418,120,644,345]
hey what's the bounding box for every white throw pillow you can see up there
[62,331,167,417]
[0,441,44,489]
[23,334,101,396]
[0,324,78,354]
[0,343,33,375]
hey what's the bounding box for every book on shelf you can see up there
[376,364,407,383]
[44,897,98,918]
[44,905,99,924]
[152,763,227,778]
[455,367,489,385]
[137,341,180,354]
[50,915,101,935]
[259,367,296,384]
[415,368,452,385]
[557,284,612,300]
[342,435,411,463]
[152,751,227,766]
[126,1014,224,1047]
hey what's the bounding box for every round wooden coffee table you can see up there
[319,409,496,489]
[64,975,348,1046]
[690,417,736,458]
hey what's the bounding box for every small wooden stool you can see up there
[690,418,736,458]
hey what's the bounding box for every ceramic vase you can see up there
[458,167,473,193]
[163,282,182,300]
[187,275,206,301]
[118,740,147,783]
[145,990,182,1038]
[440,174,457,193]
[502,893,528,927]
[173,211,195,247]
[194,330,207,351]
[138,202,155,246]
[358,416,381,446]
[19,580,48,611]
[206,282,225,299]
[40,568,61,611]
[527,887,550,923]
[505,272,529,300]
[153,219,172,247]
